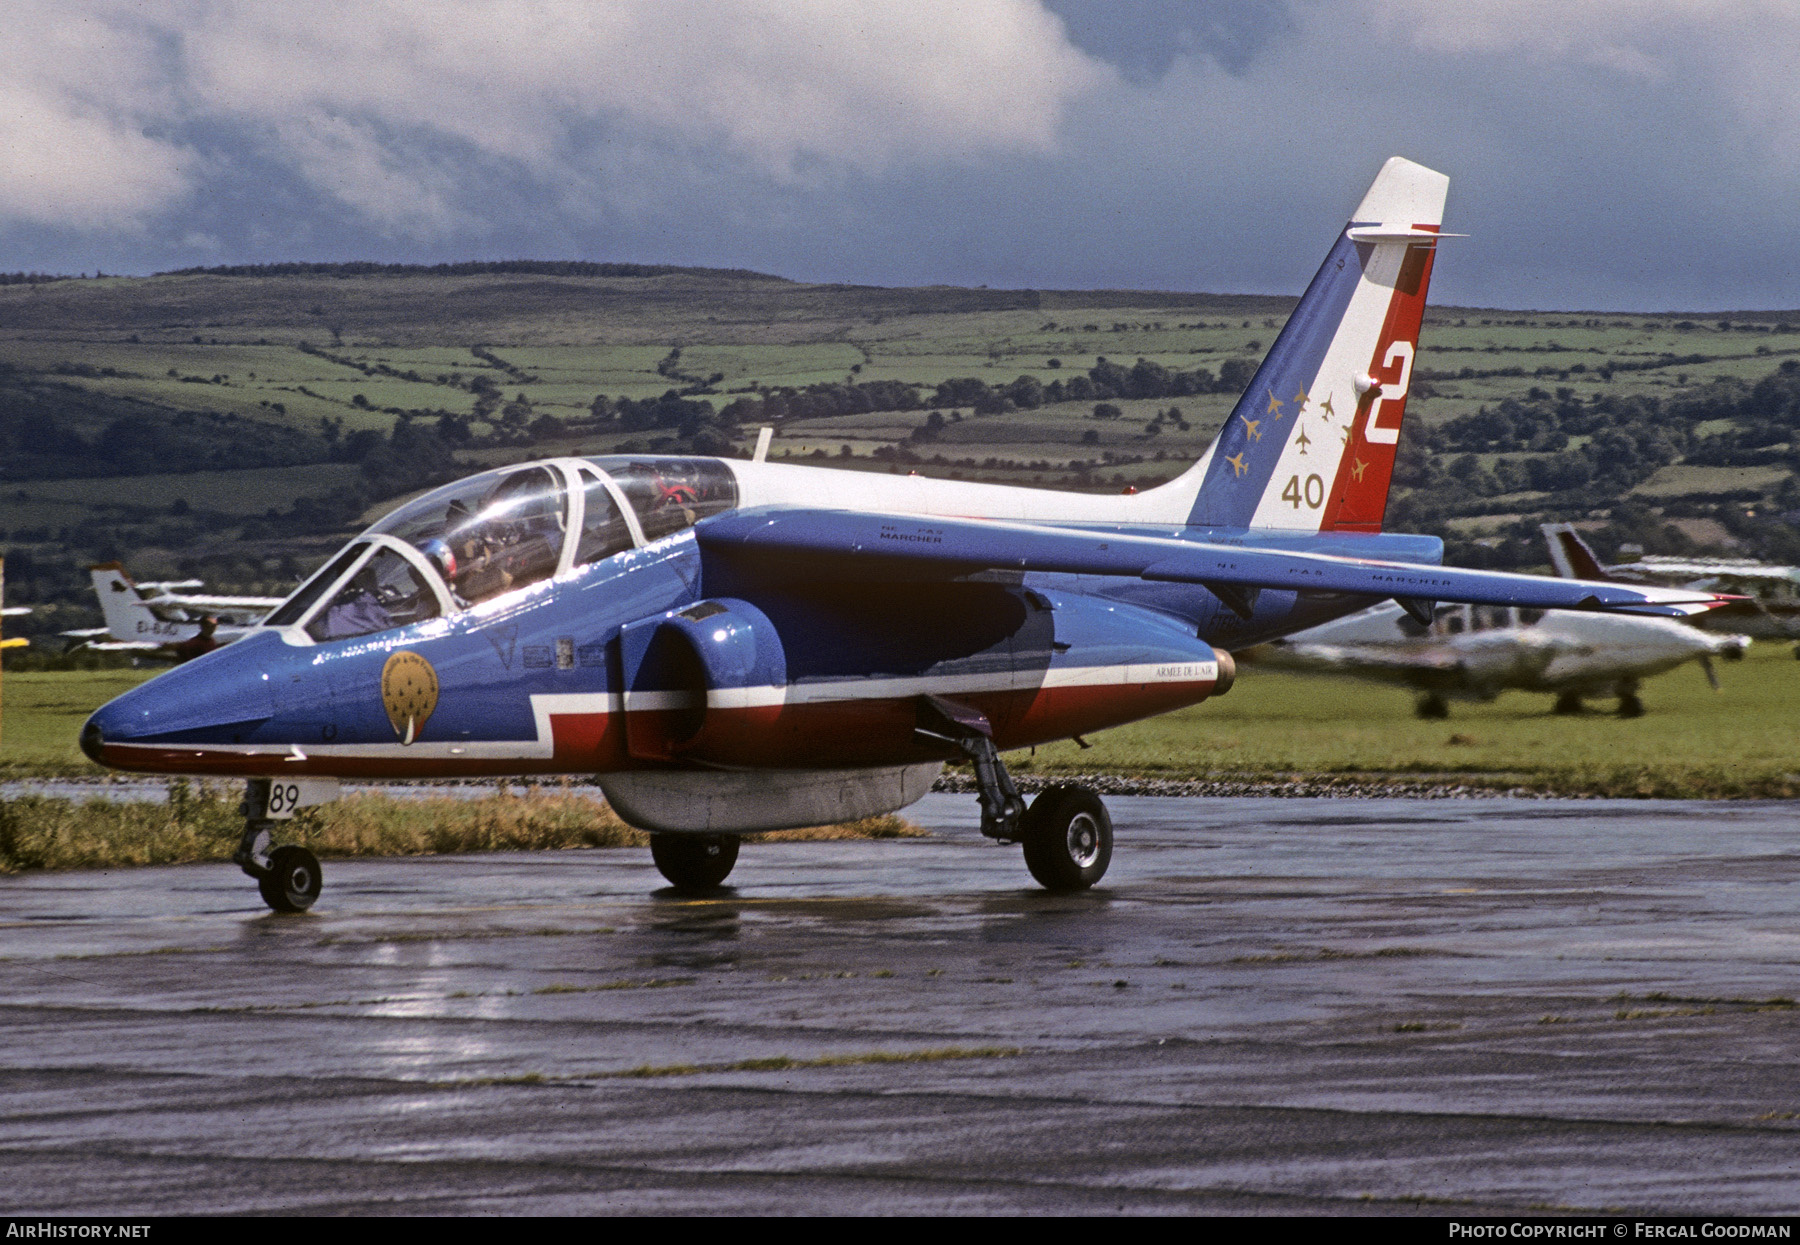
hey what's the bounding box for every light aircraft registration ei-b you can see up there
[62,564,281,660]
[80,158,1734,912]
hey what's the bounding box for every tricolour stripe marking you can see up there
[106,660,1219,766]
[1248,237,1419,530]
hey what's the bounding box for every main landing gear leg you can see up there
[236,779,323,914]
[916,696,1024,842]
[915,696,1112,892]
[1616,680,1645,719]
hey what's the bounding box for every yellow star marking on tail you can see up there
[1319,394,1336,420]
[1292,386,1310,408]
[1240,416,1262,441]
[1265,387,1284,418]
[1294,427,1311,455]
[1351,457,1369,482]
[1340,429,1351,446]
[1226,452,1248,477]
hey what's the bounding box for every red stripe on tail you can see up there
[1319,241,1437,533]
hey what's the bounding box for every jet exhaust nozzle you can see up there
[1213,649,1236,696]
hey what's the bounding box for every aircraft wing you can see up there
[699,508,1735,617]
[60,627,112,638]
[1264,642,1463,673]
[144,593,282,612]
[1249,641,1469,691]
[72,640,167,652]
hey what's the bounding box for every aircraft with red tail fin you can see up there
[80,158,1738,911]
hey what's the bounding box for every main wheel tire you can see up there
[1021,785,1112,892]
[1415,693,1450,720]
[1553,691,1585,715]
[1617,691,1645,718]
[650,833,740,891]
[258,845,322,913]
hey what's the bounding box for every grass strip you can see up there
[0,782,921,873]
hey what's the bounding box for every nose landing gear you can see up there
[236,779,324,914]
[259,844,324,913]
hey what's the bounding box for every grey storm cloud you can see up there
[1,0,1102,230]
[3,0,1799,310]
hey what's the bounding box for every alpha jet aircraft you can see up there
[80,158,1731,912]
[1246,599,1747,719]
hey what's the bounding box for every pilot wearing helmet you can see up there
[439,476,562,603]
[420,537,461,602]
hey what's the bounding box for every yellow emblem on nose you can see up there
[381,650,438,745]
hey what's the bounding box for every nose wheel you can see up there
[258,845,323,913]
[1020,784,1113,892]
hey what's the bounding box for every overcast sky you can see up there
[4,1,1797,311]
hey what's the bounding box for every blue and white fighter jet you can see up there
[81,158,1731,910]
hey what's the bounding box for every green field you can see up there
[10,646,1798,796]
[1014,642,1800,798]
[5,273,1793,499]
[2,669,151,776]
[15,462,362,516]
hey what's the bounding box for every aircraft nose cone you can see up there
[81,633,285,771]
[79,719,104,765]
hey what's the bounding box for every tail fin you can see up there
[88,563,168,642]
[1186,156,1450,532]
[1540,523,1614,581]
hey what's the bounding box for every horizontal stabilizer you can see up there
[1344,227,1466,243]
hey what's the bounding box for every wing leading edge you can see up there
[698,508,1735,618]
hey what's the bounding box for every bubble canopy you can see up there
[262,456,738,643]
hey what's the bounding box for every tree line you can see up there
[161,260,786,281]
[577,354,1260,444]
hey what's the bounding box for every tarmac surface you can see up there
[3,793,1800,1215]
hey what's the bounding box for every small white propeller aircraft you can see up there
[62,564,282,661]
[1250,528,1750,717]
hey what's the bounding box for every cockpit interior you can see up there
[261,456,739,643]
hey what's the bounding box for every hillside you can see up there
[0,262,1796,644]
